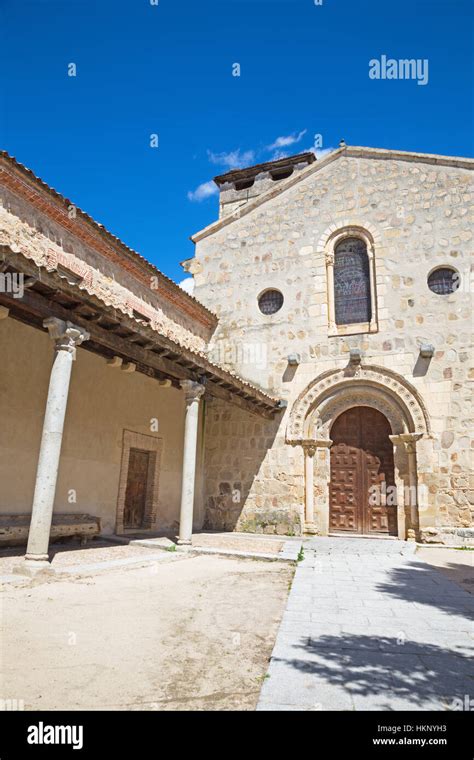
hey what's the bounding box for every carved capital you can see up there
[180,379,205,403]
[389,433,423,454]
[325,251,335,266]
[43,318,90,357]
[301,438,332,453]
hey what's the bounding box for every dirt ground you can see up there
[0,551,293,711]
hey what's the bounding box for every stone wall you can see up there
[203,398,302,534]
[192,152,473,536]
[0,318,206,534]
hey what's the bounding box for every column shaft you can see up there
[406,448,419,536]
[23,319,89,571]
[304,447,316,530]
[326,253,336,331]
[368,249,377,331]
[178,381,205,545]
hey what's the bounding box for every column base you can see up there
[176,541,192,553]
[13,556,55,577]
[304,522,319,535]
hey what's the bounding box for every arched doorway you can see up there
[329,406,397,535]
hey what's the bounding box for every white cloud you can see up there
[187,180,219,202]
[267,129,307,152]
[310,146,335,160]
[207,148,256,169]
[179,277,195,295]
[269,149,289,161]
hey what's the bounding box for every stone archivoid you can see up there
[286,365,431,444]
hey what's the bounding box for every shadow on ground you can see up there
[376,560,474,619]
[273,633,474,710]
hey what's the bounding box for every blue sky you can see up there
[1,0,472,283]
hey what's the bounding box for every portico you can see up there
[0,151,279,571]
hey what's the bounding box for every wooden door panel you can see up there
[330,444,360,532]
[329,407,397,536]
[124,448,150,529]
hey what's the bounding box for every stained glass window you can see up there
[427,267,459,295]
[258,289,284,315]
[334,237,371,325]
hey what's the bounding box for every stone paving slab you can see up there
[258,537,474,711]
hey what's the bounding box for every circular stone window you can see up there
[258,289,284,315]
[427,267,460,295]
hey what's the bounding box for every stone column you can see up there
[303,444,317,534]
[314,439,333,535]
[178,380,205,546]
[21,318,89,573]
[390,433,423,540]
[325,252,336,332]
[301,438,332,535]
[391,439,407,540]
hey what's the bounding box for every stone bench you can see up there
[0,513,101,547]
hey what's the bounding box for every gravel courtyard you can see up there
[1,550,293,711]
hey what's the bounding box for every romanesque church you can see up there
[0,144,472,571]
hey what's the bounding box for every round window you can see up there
[427,267,460,295]
[258,289,284,315]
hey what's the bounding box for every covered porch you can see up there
[0,246,279,574]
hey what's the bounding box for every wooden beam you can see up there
[0,288,192,383]
[0,249,279,415]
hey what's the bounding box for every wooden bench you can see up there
[0,513,101,547]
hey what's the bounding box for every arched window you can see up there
[334,237,372,325]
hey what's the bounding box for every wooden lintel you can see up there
[0,250,278,417]
[0,288,192,383]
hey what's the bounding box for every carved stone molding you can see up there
[316,221,382,257]
[286,365,431,445]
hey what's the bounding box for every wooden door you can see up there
[329,407,396,535]
[124,448,150,529]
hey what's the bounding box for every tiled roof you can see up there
[0,152,280,410]
[0,151,218,327]
[213,151,316,186]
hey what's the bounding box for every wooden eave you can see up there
[0,247,280,419]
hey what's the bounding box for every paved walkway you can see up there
[258,537,474,711]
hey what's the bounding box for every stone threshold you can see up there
[133,539,301,563]
[100,532,302,562]
[414,543,474,550]
[327,533,399,540]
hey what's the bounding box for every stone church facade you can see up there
[186,145,473,545]
[0,145,472,571]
